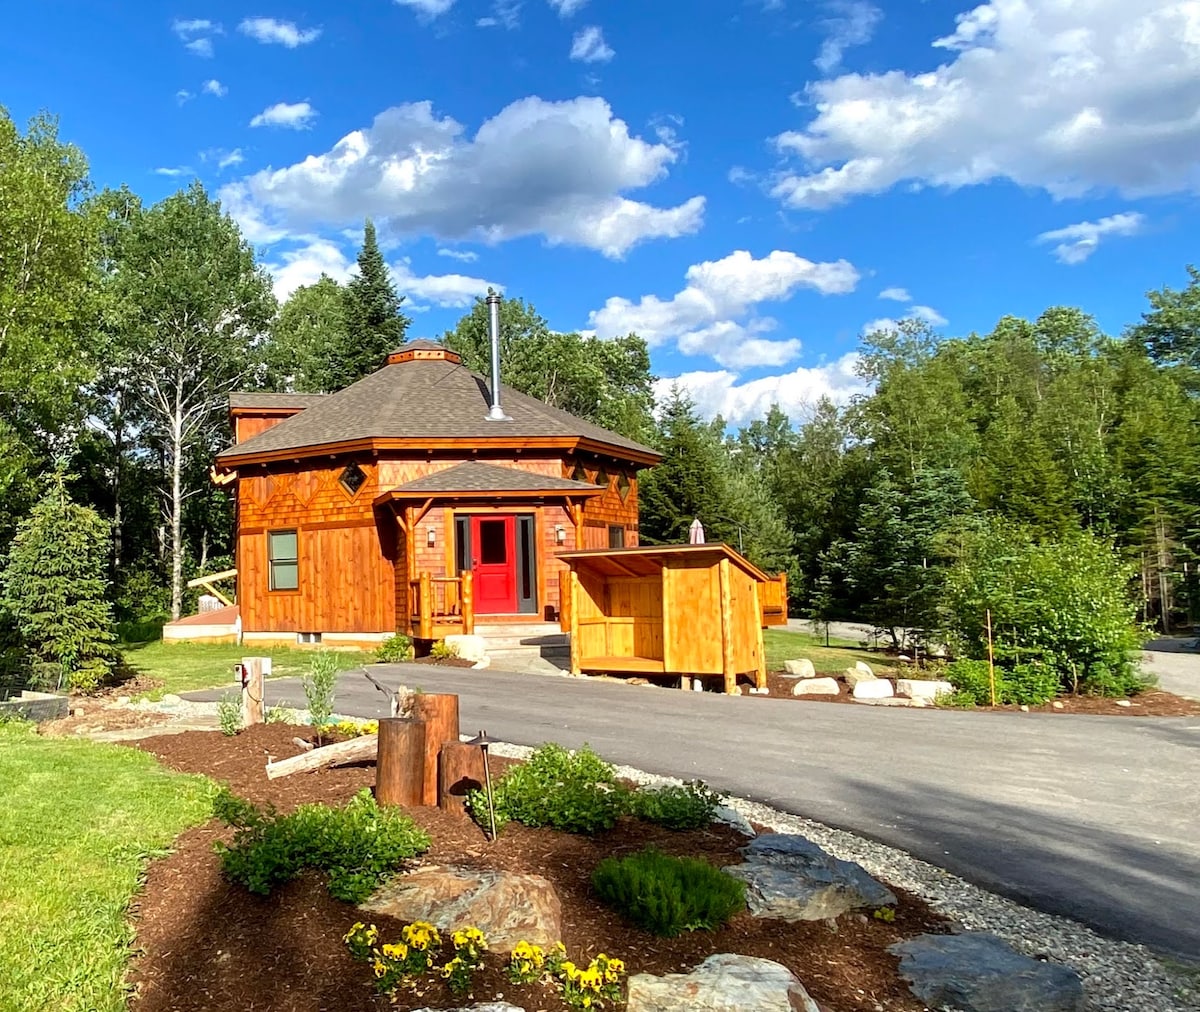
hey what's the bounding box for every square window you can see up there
[608,525,626,548]
[339,462,367,496]
[269,529,298,591]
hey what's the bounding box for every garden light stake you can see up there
[466,730,498,841]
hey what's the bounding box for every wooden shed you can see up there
[558,544,773,694]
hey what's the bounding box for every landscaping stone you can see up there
[412,1004,525,1012]
[851,678,893,700]
[843,666,877,689]
[792,677,839,696]
[626,953,819,1012]
[889,932,1085,1012]
[725,834,895,921]
[444,634,488,665]
[895,679,954,701]
[854,661,874,676]
[782,658,815,678]
[1115,699,1132,707]
[713,804,756,837]
[361,866,561,954]
[855,696,929,707]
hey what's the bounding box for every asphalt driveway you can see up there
[188,665,1200,962]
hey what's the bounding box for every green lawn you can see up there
[120,640,374,698]
[0,721,212,1012]
[762,628,893,674]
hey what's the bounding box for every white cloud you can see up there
[879,286,911,302]
[249,101,317,129]
[1035,211,1146,264]
[266,239,353,298]
[238,17,322,46]
[218,148,244,170]
[391,259,499,310]
[176,89,194,104]
[911,304,948,326]
[657,353,868,425]
[570,26,614,63]
[772,0,1200,209]
[202,79,227,97]
[393,0,456,15]
[172,18,221,57]
[548,0,586,14]
[862,303,947,334]
[588,249,860,359]
[478,0,521,28]
[222,96,703,257]
[154,166,192,177]
[815,0,882,73]
[437,247,479,262]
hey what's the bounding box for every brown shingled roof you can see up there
[229,392,329,410]
[217,350,659,464]
[389,461,602,496]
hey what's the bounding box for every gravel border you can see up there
[485,740,1199,1012]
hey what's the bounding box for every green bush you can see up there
[469,742,624,835]
[628,781,722,830]
[217,694,242,736]
[213,787,430,901]
[944,658,1062,706]
[591,847,746,937]
[429,639,460,661]
[302,650,340,735]
[375,633,412,663]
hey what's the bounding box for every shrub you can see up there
[468,742,624,835]
[945,658,1061,706]
[213,787,430,901]
[376,634,412,663]
[265,705,295,724]
[591,847,746,936]
[628,781,723,830]
[302,650,339,737]
[217,694,242,736]
[429,639,460,662]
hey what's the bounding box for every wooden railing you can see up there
[759,572,788,627]
[408,571,474,640]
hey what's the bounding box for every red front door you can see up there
[471,515,517,613]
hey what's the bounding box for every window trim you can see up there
[268,528,300,593]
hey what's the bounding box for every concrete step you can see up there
[474,623,568,651]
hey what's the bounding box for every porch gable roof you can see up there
[374,461,603,503]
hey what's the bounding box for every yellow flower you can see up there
[372,960,387,978]
[381,943,408,961]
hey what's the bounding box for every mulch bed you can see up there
[126,723,945,1012]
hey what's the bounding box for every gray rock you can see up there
[782,658,815,678]
[362,866,560,954]
[855,696,929,707]
[626,953,819,1012]
[412,1005,525,1012]
[854,660,874,676]
[791,677,839,696]
[851,678,893,700]
[725,834,895,921]
[896,678,953,701]
[160,694,183,705]
[713,804,756,837]
[889,932,1085,1012]
[843,666,877,689]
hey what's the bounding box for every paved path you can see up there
[188,666,1200,962]
[1143,636,1200,701]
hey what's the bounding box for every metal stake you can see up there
[467,730,498,841]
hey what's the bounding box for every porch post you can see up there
[419,571,433,641]
[461,569,475,634]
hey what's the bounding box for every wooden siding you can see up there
[661,558,723,673]
[565,456,640,546]
[234,412,301,445]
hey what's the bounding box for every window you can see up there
[297,631,322,644]
[339,462,367,497]
[571,462,590,483]
[268,530,298,591]
[616,472,632,501]
[595,467,610,490]
[608,525,626,548]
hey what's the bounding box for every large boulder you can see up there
[842,667,877,689]
[725,834,895,921]
[626,953,819,1012]
[854,660,874,676]
[792,677,839,696]
[444,634,488,665]
[896,678,953,701]
[361,866,560,954]
[782,658,815,678]
[851,678,894,700]
[890,933,1085,1012]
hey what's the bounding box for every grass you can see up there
[763,628,892,674]
[118,640,374,699]
[0,720,213,1012]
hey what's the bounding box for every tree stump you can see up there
[376,718,425,807]
[438,741,486,817]
[241,657,265,727]
[412,694,460,806]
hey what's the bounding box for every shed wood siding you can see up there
[235,414,294,444]
[566,457,639,546]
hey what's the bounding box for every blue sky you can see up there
[3,0,1198,423]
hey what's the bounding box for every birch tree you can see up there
[110,183,275,618]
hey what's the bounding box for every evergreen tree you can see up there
[0,470,117,692]
[338,220,410,387]
[266,275,350,393]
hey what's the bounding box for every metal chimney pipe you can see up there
[485,293,510,422]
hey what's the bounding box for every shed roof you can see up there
[557,543,772,582]
[217,341,658,466]
[388,461,602,496]
[229,393,329,410]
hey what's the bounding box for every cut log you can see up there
[265,734,378,780]
[411,694,460,806]
[377,718,425,807]
[438,741,486,817]
[291,737,315,752]
[241,657,265,727]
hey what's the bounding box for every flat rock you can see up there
[362,866,560,954]
[712,804,756,837]
[851,678,893,700]
[854,696,928,707]
[725,834,895,921]
[412,1005,525,1012]
[843,667,877,689]
[444,634,488,664]
[792,677,839,696]
[783,658,815,678]
[890,932,1085,1012]
[627,953,819,1012]
[896,678,953,701]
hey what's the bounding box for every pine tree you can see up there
[0,470,117,692]
[338,220,410,387]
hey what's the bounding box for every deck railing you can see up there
[759,572,789,627]
[408,571,475,640]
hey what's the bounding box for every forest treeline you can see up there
[2,109,1199,687]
